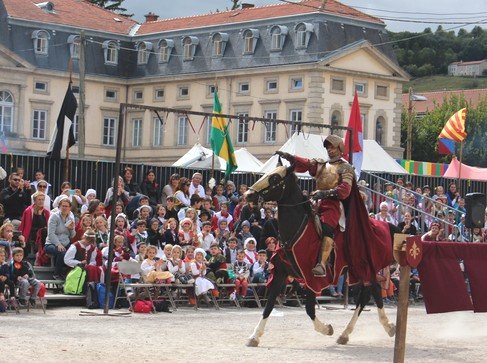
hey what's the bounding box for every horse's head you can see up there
[245,164,295,204]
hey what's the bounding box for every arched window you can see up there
[0,91,14,133]
[330,110,341,135]
[375,116,385,145]
[182,36,199,61]
[32,30,50,55]
[158,39,174,63]
[136,41,153,65]
[67,35,80,59]
[102,40,119,65]
[243,29,259,54]
[294,22,313,49]
[212,32,229,57]
[270,25,288,51]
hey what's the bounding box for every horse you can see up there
[244,164,396,347]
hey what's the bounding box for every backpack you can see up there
[63,266,86,295]
[85,282,99,309]
[96,283,114,309]
[153,299,171,313]
[132,299,153,313]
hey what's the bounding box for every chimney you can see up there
[144,12,159,22]
[241,3,255,9]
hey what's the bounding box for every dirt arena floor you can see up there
[1,303,486,362]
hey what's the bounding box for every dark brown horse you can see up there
[244,164,396,347]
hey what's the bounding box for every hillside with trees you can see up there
[389,26,487,78]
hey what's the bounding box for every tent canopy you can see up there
[444,157,487,181]
[172,144,263,173]
[259,133,408,176]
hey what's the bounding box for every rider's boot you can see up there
[312,236,334,277]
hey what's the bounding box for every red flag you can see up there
[438,108,467,142]
[344,91,363,157]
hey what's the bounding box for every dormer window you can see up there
[32,30,50,55]
[102,40,119,65]
[212,32,229,57]
[295,22,314,49]
[67,35,80,59]
[243,29,259,54]
[158,39,174,63]
[270,25,288,51]
[137,41,153,65]
[182,36,199,61]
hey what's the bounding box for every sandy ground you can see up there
[1,303,486,363]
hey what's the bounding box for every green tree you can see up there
[89,0,132,17]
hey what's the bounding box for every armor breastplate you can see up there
[316,162,339,190]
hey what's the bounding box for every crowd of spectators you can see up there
[0,166,281,309]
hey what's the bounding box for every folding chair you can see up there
[114,260,155,312]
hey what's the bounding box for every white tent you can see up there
[172,144,263,173]
[259,133,408,176]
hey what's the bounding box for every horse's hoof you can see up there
[327,324,334,336]
[387,324,396,337]
[337,335,349,345]
[246,338,260,347]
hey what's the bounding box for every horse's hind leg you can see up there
[246,268,286,347]
[371,282,396,337]
[337,284,368,345]
[304,288,333,336]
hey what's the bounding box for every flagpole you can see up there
[457,141,464,195]
[64,58,73,182]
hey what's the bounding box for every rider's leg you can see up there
[312,223,334,277]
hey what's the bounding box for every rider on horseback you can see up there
[277,134,355,277]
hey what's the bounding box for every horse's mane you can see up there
[290,170,313,216]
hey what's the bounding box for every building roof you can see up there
[449,60,486,66]
[402,88,487,113]
[2,0,137,35]
[137,0,383,35]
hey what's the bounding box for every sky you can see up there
[123,0,487,33]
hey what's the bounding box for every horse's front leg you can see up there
[371,282,396,337]
[246,267,286,347]
[304,288,334,336]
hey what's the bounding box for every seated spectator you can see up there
[201,198,215,218]
[32,180,52,210]
[64,228,101,283]
[237,220,254,248]
[164,197,179,223]
[265,236,278,260]
[164,218,180,246]
[397,212,418,235]
[104,176,130,215]
[30,169,52,199]
[161,173,180,207]
[0,172,32,222]
[128,220,148,256]
[421,222,442,242]
[0,222,24,260]
[174,177,191,208]
[410,268,421,301]
[140,245,172,284]
[52,181,86,216]
[102,234,131,271]
[11,247,41,306]
[212,184,227,211]
[432,186,444,201]
[45,197,76,280]
[205,242,228,284]
[131,205,152,229]
[86,199,106,220]
[20,191,50,254]
[214,218,230,248]
[471,227,485,243]
[376,202,397,224]
[198,221,215,252]
[224,237,238,265]
[453,198,466,224]
[250,249,269,283]
[448,226,464,242]
[139,170,161,207]
[94,216,109,249]
[178,218,197,251]
[183,207,201,234]
[147,218,165,247]
[446,182,460,207]
[191,248,218,303]
[80,189,97,215]
[243,237,258,265]
[224,180,239,215]
[154,204,167,228]
[232,249,250,300]
[122,167,141,197]
[74,214,93,242]
[167,245,192,284]
[0,247,16,311]
[188,172,205,198]
[211,202,233,232]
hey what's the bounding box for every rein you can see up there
[278,198,311,207]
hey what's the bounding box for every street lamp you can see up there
[406,87,427,160]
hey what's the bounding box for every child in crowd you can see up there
[74,214,93,241]
[129,220,148,256]
[164,197,179,223]
[178,218,197,250]
[206,242,228,284]
[134,242,147,263]
[167,245,193,284]
[224,237,238,264]
[94,216,109,249]
[183,246,195,272]
[131,205,152,229]
[162,244,173,261]
[0,248,17,312]
[213,184,228,211]
[11,247,41,306]
[190,248,217,303]
[198,221,215,252]
[154,204,167,228]
[185,208,201,234]
[201,199,215,218]
[243,237,258,265]
[250,250,269,283]
[164,218,180,246]
[232,250,250,300]
[147,218,165,247]
[102,235,130,270]
[140,245,172,284]
[214,218,231,249]
[211,202,233,231]
[265,237,278,260]
[81,189,97,214]
[237,220,253,248]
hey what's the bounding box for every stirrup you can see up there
[312,263,327,277]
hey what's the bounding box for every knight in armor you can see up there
[276,134,355,277]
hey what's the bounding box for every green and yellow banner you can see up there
[211,89,237,178]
